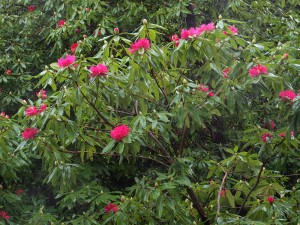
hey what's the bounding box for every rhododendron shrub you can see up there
[1,1,300,224]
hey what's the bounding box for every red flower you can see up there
[249,64,268,77]
[0,112,6,117]
[283,53,288,59]
[6,70,12,75]
[70,43,78,54]
[39,103,47,113]
[228,25,238,35]
[25,106,39,116]
[0,211,9,220]
[36,89,47,99]
[75,28,81,34]
[57,20,66,28]
[223,67,230,78]
[16,189,24,195]
[22,128,39,140]
[171,34,180,47]
[207,91,214,97]
[279,131,294,138]
[261,132,273,143]
[129,38,150,54]
[27,5,35,12]
[196,84,209,92]
[264,120,275,130]
[279,90,297,102]
[105,203,119,213]
[110,124,130,142]
[57,55,76,68]
[89,64,108,77]
[219,188,226,197]
[180,23,215,39]
[267,196,274,204]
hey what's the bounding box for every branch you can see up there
[148,132,174,164]
[216,172,228,219]
[187,188,210,225]
[76,83,114,127]
[237,139,285,215]
[179,126,188,157]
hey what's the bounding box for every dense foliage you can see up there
[1,0,300,224]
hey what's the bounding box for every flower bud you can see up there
[114,27,119,35]
[218,15,222,19]
[282,53,288,60]
[121,195,125,202]
[85,8,90,12]
[142,19,148,25]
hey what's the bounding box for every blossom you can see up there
[279,131,294,138]
[196,84,209,92]
[0,211,9,220]
[129,38,150,54]
[249,64,268,77]
[261,132,273,143]
[114,27,119,35]
[180,23,215,40]
[0,112,6,117]
[6,70,11,75]
[279,90,297,102]
[25,106,39,116]
[105,203,119,213]
[39,103,47,113]
[283,53,288,59]
[267,196,274,204]
[227,26,238,35]
[16,189,24,195]
[70,43,78,54]
[110,124,130,142]
[264,120,275,130]
[171,34,180,47]
[223,67,230,78]
[75,28,81,34]
[36,89,47,99]
[27,5,35,12]
[207,91,214,97]
[22,128,39,140]
[219,188,226,197]
[57,20,66,28]
[89,64,108,77]
[57,55,76,68]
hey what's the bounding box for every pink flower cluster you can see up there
[0,211,9,220]
[110,124,130,142]
[279,90,297,102]
[223,67,230,78]
[57,20,66,28]
[70,43,78,54]
[249,64,268,77]
[0,112,9,119]
[180,23,215,40]
[223,26,238,35]
[261,132,273,143]
[105,202,119,213]
[25,104,47,117]
[89,64,108,77]
[58,55,76,68]
[36,89,47,99]
[16,189,24,195]
[22,128,39,140]
[27,5,35,12]
[129,38,150,54]
[279,130,294,138]
[196,84,214,97]
[264,120,276,130]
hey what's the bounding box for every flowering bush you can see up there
[1,0,300,225]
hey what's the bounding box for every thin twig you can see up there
[216,172,228,219]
